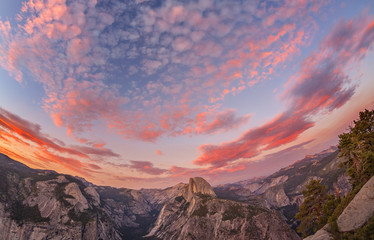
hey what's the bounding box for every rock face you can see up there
[96,183,185,239]
[0,153,303,240]
[0,155,120,240]
[146,177,300,240]
[214,148,351,227]
[337,176,374,232]
[183,177,216,201]
[303,224,333,240]
[64,182,89,212]
[0,153,190,240]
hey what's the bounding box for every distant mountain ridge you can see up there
[0,153,299,240]
[214,146,351,228]
[145,177,300,240]
[0,146,351,239]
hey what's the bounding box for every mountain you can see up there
[145,177,300,240]
[214,147,352,228]
[0,153,300,240]
[0,153,183,240]
[95,182,184,239]
[0,153,120,240]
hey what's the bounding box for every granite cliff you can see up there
[146,177,300,240]
[0,153,300,240]
[0,147,360,240]
[0,154,119,240]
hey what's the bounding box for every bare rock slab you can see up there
[337,176,374,232]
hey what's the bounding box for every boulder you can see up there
[304,224,333,240]
[337,176,374,232]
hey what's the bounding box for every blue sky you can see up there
[0,0,374,188]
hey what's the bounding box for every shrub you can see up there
[222,204,244,221]
[175,196,185,203]
[192,204,208,217]
[54,183,74,207]
[68,209,92,225]
[10,201,49,223]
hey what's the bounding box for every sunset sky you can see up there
[0,0,374,189]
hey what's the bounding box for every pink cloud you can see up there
[194,16,374,167]
[156,150,163,155]
[0,0,328,144]
[195,109,250,135]
[72,145,120,158]
[125,160,168,175]
[194,111,314,167]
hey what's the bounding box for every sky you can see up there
[0,0,374,189]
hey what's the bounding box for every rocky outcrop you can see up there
[183,177,216,201]
[303,224,333,240]
[304,176,374,239]
[337,176,374,232]
[0,154,120,240]
[0,177,120,240]
[139,182,186,208]
[146,177,300,240]
[64,182,89,212]
[84,186,100,207]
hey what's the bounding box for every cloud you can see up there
[0,107,85,157]
[47,78,127,138]
[124,160,168,175]
[194,109,250,135]
[194,111,314,167]
[194,16,374,167]
[0,107,119,176]
[0,0,325,142]
[156,150,163,155]
[72,146,120,158]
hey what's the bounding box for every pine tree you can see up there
[338,109,374,188]
[295,179,329,237]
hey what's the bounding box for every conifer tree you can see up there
[295,179,328,237]
[338,109,374,188]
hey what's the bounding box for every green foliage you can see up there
[195,193,214,199]
[174,196,185,203]
[328,182,365,238]
[67,209,92,225]
[338,109,374,188]
[320,194,340,226]
[295,180,333,237]
[246,204,267,219]
[192,204,208,217]
[318,109,374,238]
[54,183,74,207]
[10,201,49,223]
[0,172,9,199]
[182,202,190,211]
[222,204,244,221]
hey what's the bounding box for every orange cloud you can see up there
[0,107,119,178]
